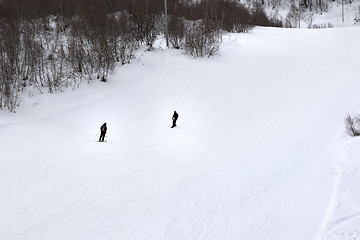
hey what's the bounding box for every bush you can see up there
[183,20,221,58]
[345,114,360,137]
[168,16,185,49]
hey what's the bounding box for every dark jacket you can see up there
[100,123,107,133]
[172,111,178,120]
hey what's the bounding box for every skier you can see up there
[171,111,178,128]
[99,123,107,142]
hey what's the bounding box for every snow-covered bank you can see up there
[1,27,360,240]
[323,136,360,239]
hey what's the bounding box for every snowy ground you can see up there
[1,26,360,240]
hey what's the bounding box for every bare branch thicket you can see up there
[285,3,301,28]
[118,34,138,65]
[113,12,139,65]
[284,0,330,28]
[168,16,185,49]
[143,14,160,49]
[129,8,159,49]
[346,115,360,137]
[0,19,21,111]
[183,20,221,58]
[315,0,330,13]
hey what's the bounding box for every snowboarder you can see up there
[171,111,178,128]
[99,123,107,142]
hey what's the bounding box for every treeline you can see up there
[0,0,281,111]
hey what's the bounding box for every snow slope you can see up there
[1,27,360,240]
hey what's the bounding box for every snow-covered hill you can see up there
[1,27,360,240]
[268,0,360,28]
[312,0,360,27]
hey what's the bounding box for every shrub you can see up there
[345,114,360,137]
[183,20,221,58]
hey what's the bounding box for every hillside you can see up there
[1,27,360,239]
[267,0,360,28]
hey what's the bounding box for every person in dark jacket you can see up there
[171,111,178,128]
[99,123,107,141]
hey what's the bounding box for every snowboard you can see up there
[98,140,107,142]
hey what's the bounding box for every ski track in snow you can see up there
[1,27,360,240]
